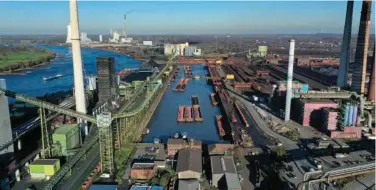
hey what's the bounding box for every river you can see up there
[0,45,141,98]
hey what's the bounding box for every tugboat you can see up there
[153,137,161,144]
[181,132,188,139]
[43,73,64,81]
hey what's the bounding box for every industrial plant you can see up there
[0,0,374,190]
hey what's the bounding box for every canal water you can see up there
[143,64,227,144]
[1,45,225,143]
[0,45,141,98]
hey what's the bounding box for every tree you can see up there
[275,146,286,157]
[158,172,171,187]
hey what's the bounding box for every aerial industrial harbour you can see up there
[0,0,375,190]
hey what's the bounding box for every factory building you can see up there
[322,108,339,131]
[351,0,372,94]
[143,41,153,46]
[176,148,202,180]
[249,46,268,57]
[130,163,157,180]
[96,57,117,103]
[52,124,80,156]
[210,156,242,189]
[276,81,309,96]
[164,42,189,56]
[167,138,201,157]
[80,32,93,44]
[330,127,362,139]
[291,99,337,127]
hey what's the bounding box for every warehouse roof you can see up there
[31,159,59,166]
[54,124,78,134]
[176,148,202,173]
[224,173,242,190]
[178,179,200,190]
[167,138,186,146]
[210,156,237,175]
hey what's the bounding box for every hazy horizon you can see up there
[1,1,375,35]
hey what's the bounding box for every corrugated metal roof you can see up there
[176,148,202,173]
[31,159,59,166]
[178,179,200,190]
[225,173,242,190]
[210,156,237,174]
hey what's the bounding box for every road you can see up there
[342,173,375,190]
[226,87,313,188]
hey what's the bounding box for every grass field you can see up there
[0,51,49,68]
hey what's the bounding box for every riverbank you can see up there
[0,47,56,74]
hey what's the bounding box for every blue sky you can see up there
[0,1,374,35]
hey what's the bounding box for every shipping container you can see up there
[226,74,235,80]
[52,124,80,156]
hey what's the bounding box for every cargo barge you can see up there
[184,65,193,78]
[177,106,185,122]
[193,107,203,122]
[184,106,194,122]
[234,102,250,128]
[191,95,199,108]
[174,78,185,92]
[216,115,225,137]
[210,93,218,106]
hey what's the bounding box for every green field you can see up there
[0,51,49,68]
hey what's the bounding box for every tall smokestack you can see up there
[285,39,295,122]
[368,45,375,102]
[69,0,88,135]
[337,0,354,88]
[351,0,372,94]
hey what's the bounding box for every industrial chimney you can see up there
[284,39,295,122]
[69,0,88,135]
[351,0,372,94]
[337,0,354,88]
[368,45,375,102]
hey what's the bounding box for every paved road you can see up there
[226,88,313,187]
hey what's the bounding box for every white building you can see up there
[143,41,153,46]
[99,35,103,42]
[80,32,93,44]
[109,31,121,43]
[65,24,72,43]
[164,42,189,56]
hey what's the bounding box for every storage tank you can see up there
[348,105,354,126]
[344,104,350,126]
[352,105,358,126]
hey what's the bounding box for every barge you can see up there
[177,106,185,122]
[193,107,203,122]
[184,106,194,122]
[210,93,218,106]
[174,78,185,92]
[191,95,199,108]
[216,115,225,137]
[234,102,250,128]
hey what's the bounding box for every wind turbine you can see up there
[123,10,133,39]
